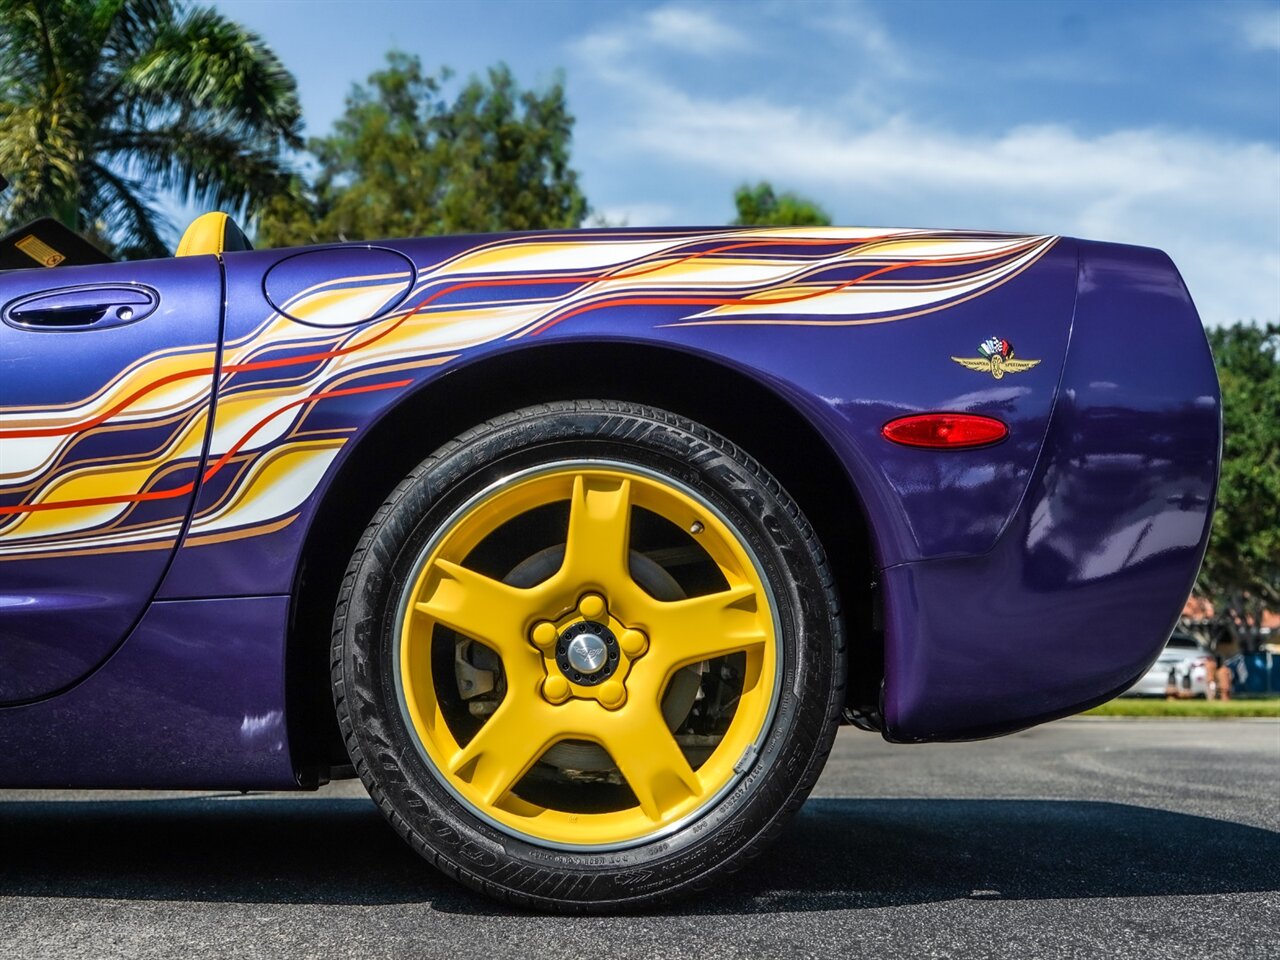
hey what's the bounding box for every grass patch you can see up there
[1084,698,1280,718]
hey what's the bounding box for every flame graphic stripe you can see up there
[0,228,1057,559]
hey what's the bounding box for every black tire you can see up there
[332,400,845,911]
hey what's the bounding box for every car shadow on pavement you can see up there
[0,796,1276,914]
[691,798,1280,915]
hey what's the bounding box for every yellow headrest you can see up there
[176,212,251,257]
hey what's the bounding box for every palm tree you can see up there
[0,0,302,257]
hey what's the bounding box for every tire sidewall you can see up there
[338,403,839,906]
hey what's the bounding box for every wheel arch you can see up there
[287,341,881,780]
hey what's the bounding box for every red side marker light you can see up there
[881,413,1008,449]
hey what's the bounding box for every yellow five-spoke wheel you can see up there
[334,401,844,911]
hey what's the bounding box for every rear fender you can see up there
[881,241,1220,741]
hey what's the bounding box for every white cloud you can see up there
[637,89,1279,322]
[571,8,1280,326]
[573,3,750,63]
[1238,6,1280,51]
[806,0,911,78]
[646,5,751,55]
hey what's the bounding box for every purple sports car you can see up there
[0,209,1219,910]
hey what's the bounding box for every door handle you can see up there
[11,304,112,327]
[3,284,159,331]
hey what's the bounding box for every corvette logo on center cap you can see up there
[951,337,1041,380]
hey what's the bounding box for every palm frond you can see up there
[1,0,300,248]
[0,101,87,226]
[120,7,302,147]
[83,160,169,258]
[100,124,296,219]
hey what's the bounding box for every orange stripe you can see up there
[0,379,410,516]
[199,379,411,482]
[0,234,902,440]
[524,243,1039,335]
[2,364,218,440]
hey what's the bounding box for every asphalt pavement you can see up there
[1,718,1277,959]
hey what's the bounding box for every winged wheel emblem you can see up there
[951,337,1041,379]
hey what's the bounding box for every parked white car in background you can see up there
[1125,633,1211,697]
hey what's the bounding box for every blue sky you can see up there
[212,0,1280,326]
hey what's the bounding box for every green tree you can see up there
[730,181,832,227]
[0,0,302,257]
[1194,321,1280,648]
[258,53,587,247]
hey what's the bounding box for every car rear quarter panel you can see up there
[880,241,1220,740]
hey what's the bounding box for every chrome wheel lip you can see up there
[392,458,785,854]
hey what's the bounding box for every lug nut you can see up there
[598,679,626,710]
[619,628,648,658]
[543,675,570,704]
[578,593,606,621]
[531,620,559,651]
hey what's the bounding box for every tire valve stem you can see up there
[690,520,704,535]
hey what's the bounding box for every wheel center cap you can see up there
[566,633,609,674]
[555,620,621,686]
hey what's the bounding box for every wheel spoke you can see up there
[448,694,557,806]
[560,473,632,588]
[414,558,538,664]
[638,583,769,679]
[393,457,784,849]
[599,707,702,821]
